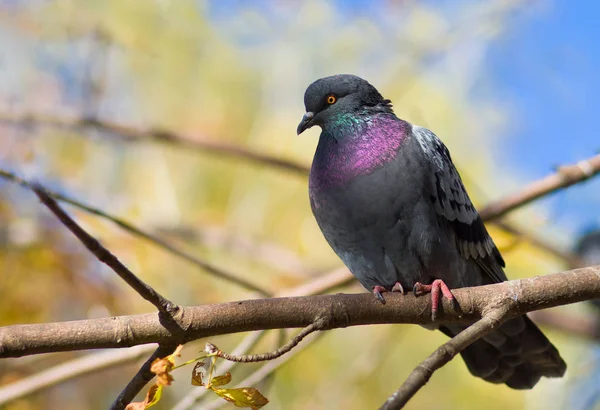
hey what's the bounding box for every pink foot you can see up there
[413,279,457,321]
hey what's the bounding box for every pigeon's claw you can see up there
[391,282,405,294]
[372,285,388,304]
[413,279,456,322]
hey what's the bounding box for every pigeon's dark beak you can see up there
[297,112,315,135]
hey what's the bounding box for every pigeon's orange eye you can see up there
[326,95,337,104]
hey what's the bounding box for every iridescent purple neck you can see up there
[309,114,410,192]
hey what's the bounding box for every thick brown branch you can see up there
[479,153,600,221]
[1,265,599,358]
[0,266,352,405]
[32,186,179,316]
[379,306,510,410]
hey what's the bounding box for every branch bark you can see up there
[1,265,599,359]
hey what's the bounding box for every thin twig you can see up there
[0,112,310,175]
[0,168,270,296]
[199,332,325,410]
[0,345,155,406]
[479,153,600,221]
[171,331,268,410]
[206,320,323,363]
[379,306,510,410]
[111,344,178,410]
[32,185,179,316]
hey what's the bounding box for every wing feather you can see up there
[413,125,506,283]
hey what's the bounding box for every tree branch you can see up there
[0,265,353,405]
[1,265,599,358]
[0,168,271,296]
[479,153,600,221]
[32,185,179,317]
[379,306,511,410]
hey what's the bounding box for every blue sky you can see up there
[479,1,600,235]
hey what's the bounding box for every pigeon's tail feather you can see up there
[440,315,566,389]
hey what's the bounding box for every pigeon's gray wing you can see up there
[412,125,507,284]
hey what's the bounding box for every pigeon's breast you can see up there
[309,117,409,195]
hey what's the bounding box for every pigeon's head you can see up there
[297,74,392,135]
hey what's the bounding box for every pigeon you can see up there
[297,74,566,388]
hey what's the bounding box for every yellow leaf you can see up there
[150,345,183,386]
[212,387,269,409]
[210,372,232,387]
[125,384,163,410]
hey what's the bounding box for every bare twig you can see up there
[111,344,177,410]
[0,345,155,406]
[479,153,600,221]
[206,320,323,363]
[32,185,179,316]
[173,331,269,410]
[379,307,510,410]
[0,168,270,296]
[1,265,599,358]
[0,113,310,175]
[199,333,324,410]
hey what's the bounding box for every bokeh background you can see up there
[0,0,599,409]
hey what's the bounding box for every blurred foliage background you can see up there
[0,0,598,409]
